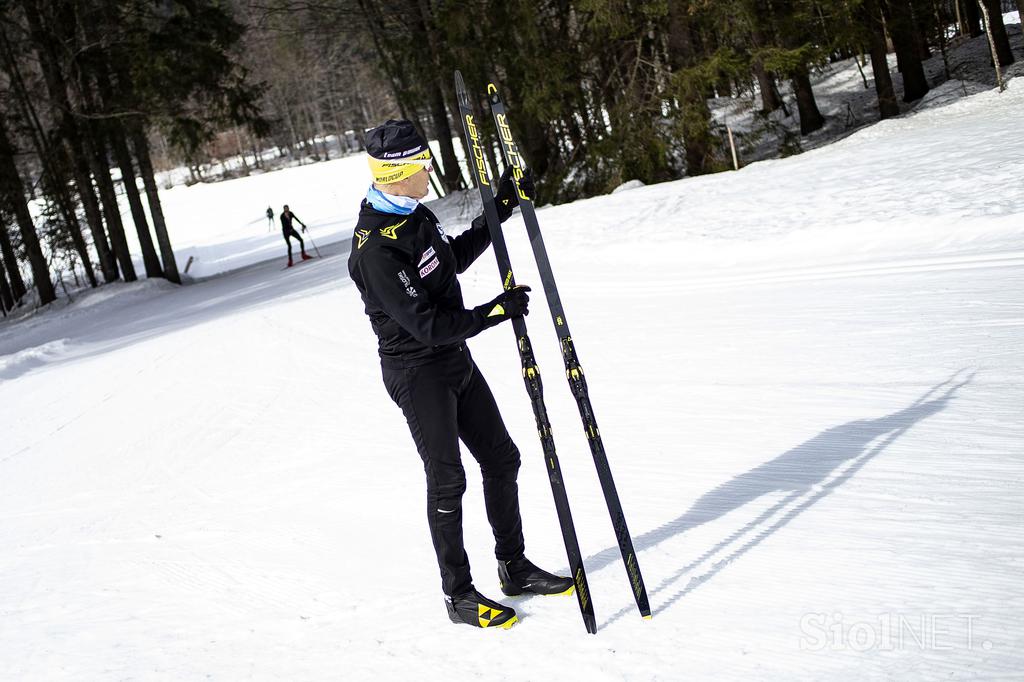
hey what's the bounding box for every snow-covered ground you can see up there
[3,67,1024,680]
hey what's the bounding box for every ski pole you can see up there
[304,225,322,257]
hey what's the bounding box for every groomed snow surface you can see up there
[3,74,1024,681]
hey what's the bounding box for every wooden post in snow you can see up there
[727,126,739,171]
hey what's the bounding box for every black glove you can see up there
[477,285,531,327]
[301,224,307,233]
[494,167,536,221]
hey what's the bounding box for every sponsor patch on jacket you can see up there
[419,257,440,278]
[418,246,436,266]
[398,270,418,297]
[436,222,450,243]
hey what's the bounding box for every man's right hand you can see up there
[477,285,531,327]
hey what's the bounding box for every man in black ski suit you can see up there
[348,120,573,630]
[281,204,311,267]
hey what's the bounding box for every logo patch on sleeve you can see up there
[398,270,418,297]
[418,246,436,266]
[419,256,440,278]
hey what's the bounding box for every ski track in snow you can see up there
[2,69,1024,681]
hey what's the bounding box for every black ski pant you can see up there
[382,345,525,597]
[282,227,304,258]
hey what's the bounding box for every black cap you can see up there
[365,120,429,161]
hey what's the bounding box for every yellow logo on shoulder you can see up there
[379,219,408,240]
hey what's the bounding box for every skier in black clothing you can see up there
[281,204,311,267]
[266,206,274,231]
[348,120,573,630]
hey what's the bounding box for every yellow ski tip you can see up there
[500,616,519,630]
[643,615,653,620]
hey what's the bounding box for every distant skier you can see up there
[266,206,274,231]
[280,204,311,267]
[347,120,569,630]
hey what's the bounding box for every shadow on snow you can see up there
[591,371,972,629]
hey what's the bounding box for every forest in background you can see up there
[1,0,1021,312]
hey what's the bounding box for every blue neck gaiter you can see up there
[366,186,419,215]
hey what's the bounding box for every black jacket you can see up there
[281,211,304,231]
[348,201,494,362]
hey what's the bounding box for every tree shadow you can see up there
[593,371,972,629]
[0,239,354,383]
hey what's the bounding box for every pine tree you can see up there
[0,114,56,305]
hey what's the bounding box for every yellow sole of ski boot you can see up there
[496,616,518,630]
[545,585,575,597]
[500,584,576,598]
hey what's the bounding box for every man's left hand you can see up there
[495,167,536,220]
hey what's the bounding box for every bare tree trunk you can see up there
[19,0,102,287]
[668,2,716,175]
[964,0,984,37]
[2,46,97,286]
[78,0,152,280]
[980,0,1016,67]
[482,118,502,187]
[109,122,160,277]
[954,0,967,35]
[0,118,56,305]
[309,93,330,160]
[233,127,251,174]
[932,0,952,79]
[861,0,901,118]
[749,6,778,111]
[0,219,27,302]
[283,100,303,162]
[886,0,930,101]
[752,60,784,113]
[411,0,463,192]
[326,78,346,156]
[0,250,14,313]
[913,4,933,61]
[87,124,149,279]
[300,102,320,159]
[427,83,463,193]
[250,133,263,169]
[978,1,1007,89]
[130,123,180,284]
[791,68,826,134]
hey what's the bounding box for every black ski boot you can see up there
[499,556,575,596]
[445,588,518,630]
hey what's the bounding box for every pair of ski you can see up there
[454,71,650,634]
